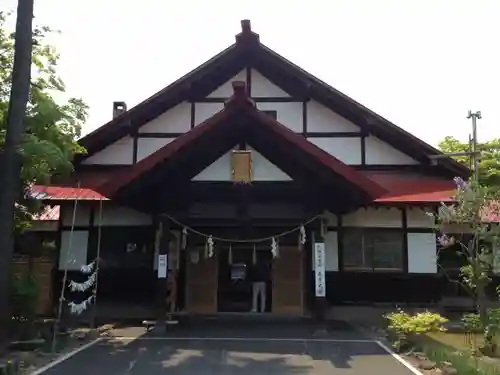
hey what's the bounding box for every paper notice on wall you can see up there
[314,242,326,297]
[158,254,168,279]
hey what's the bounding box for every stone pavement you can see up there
[36,321,419,375]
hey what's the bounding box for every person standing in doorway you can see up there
[250,259,270,313]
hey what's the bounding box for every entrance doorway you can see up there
[217,245,273,313]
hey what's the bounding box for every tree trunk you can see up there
[0,0,34,349]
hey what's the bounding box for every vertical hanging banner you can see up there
[158,254,168,279]
[314,242,326,297]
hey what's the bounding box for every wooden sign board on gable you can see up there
[231,150,252,183]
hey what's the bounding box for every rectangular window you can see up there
[342,229,404,272]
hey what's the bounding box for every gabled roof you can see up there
[97,81,387,201]
[77,20,469,178]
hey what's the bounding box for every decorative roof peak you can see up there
[235,19,260,44]
[224,81,256,108]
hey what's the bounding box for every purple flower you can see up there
[453,177,470,191]
[438,234,456,247]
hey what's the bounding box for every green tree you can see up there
[0,11,87,230]
[438,136,500,187]
[435,178,500,355]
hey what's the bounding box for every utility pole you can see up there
[467,110,482,183]
[0,0,34,347]
[428,110,482,179]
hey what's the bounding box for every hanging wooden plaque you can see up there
[231,150,252,183]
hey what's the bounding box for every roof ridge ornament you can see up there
[224,81,256,108]
[235,19,260,44]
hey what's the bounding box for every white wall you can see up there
[194,103,224,125]
[407,232,437,273]
[251,70,291,97]
[138,102,191,133]
[84,66,422,167]
[365,136,418,165]
[307,101,359,132]
[137,138,175,161]
[192,145,291,181]
[59,230,89,270]
[208,70,247,97]
[82,136,134,165]
[307,138,362,164]
[256,102,302,132]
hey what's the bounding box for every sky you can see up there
[1,0,499,147]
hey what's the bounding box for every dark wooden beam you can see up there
[137,133,184,138]
[194,96,304,103]
[246,66,252,95]
[302,101,307,135]
[190,102,195,129]
[305,132,361,138]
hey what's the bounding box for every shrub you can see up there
[384,309,448,351]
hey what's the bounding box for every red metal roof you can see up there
[98,81,387,199]
[368,175,456,203]
[31,185,108,201]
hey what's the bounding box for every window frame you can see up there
[341,228,406,273]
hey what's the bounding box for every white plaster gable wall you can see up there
[192,151,232,181]
[82,136,134,165]
[365,136,419,165]
[306,101,359,132]
[256,102,302,132]
[207,70,247,97]
[194,103,224,125]
[192,145,291,181]
[138,102,191,133]
[247,146,291,181]
[205,69,291,98]
[137,138,175,161]
[250,70,290,97]
[307,138,362,165]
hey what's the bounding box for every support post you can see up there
[156,217,170,323]
[313,218,327,321]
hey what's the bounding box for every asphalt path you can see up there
[37,322,419,375]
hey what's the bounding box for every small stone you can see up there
[73,331,87,340]
[442,366,458,375]
[413,352,427,359]
[418,360,436,370]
